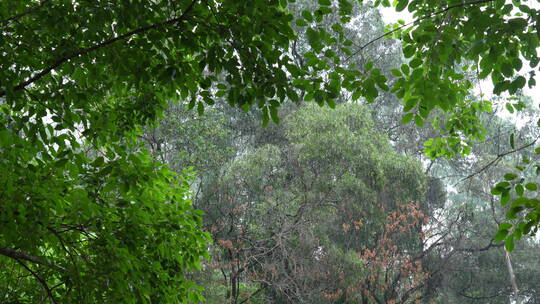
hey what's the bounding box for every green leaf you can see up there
[401,64,410,75]
[525,183,538,191]
[505,235,515,252]
[409,57,422,68]
[197,102,204,115]
[414,115,424,127]
[287,88,299,102]
[515,184,524,196]
[364,79,378,102]
[270,106,280,124]
[494,229,509,242]
[510,133,515,149]
[262,106,269,127]
[366,61,374,71]
[391,69,402,77]
[496,181,510,189]
[513,228,523,241]
[401,113,414,124]
[395,0,409,12]
[501,62,513,77]
[501,191,511,206]
[491,187,502,195]
[511,76,526,92]
[296,19,308,27]
[301,10,313,22]
[504,173,517,181]
[499,223,513,230]
[93,156,105,167]
[402,45,415,58]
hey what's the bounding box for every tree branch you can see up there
[0,247,65,272]
[14,259,57,304]
[457,289,503,300]
[459,136,539,183]
[0,0,198,98]
[239,285,267,304]
[454,239,504,253]
[0,0,50,26]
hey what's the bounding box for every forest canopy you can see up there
[1,0,539,303]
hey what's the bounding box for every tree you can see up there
[2,0,540,301]
[149,102,434,303]
[377,0,540,244]
[0,0,321,302]
[1,0,390,301]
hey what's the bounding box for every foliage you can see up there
[324,203,429,303]
[382,0,536,155]
[0,134,210,303]
[409,105,540,303]
[491,146,540,251]
[150,102,431,303]
[0,0,374,300]
[2,0,540,301]
[434,192,540,303]
[373,0,540,245]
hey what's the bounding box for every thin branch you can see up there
[0,0,50,26]
[0,247,65,272]
[14,259,57,304]
[459,136,539,183]
[239,285,267,304]
[454,239,504,253]
[0,0,198,98]
[345,0,496,62]
[457,290,503,300]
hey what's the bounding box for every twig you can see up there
[458,137,539,183]
[0,0,50,26]
[14,259,57,304]
[239,285,268,304]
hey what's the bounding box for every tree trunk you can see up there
[504,249,520,304]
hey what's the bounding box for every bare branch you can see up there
[454,239,504,253]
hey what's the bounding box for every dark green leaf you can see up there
[504,173,517,181]
[525,183,538,191]
[494,229,509,242]
[396,0,409,12]
[499,223,513,230]
[505,235,515,252]
[510,133,515,149]
[401,113,414,124]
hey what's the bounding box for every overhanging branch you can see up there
[0,0,198,98]
[0,0,50,26]
[0,247,65,272]
[346,0,496,62]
